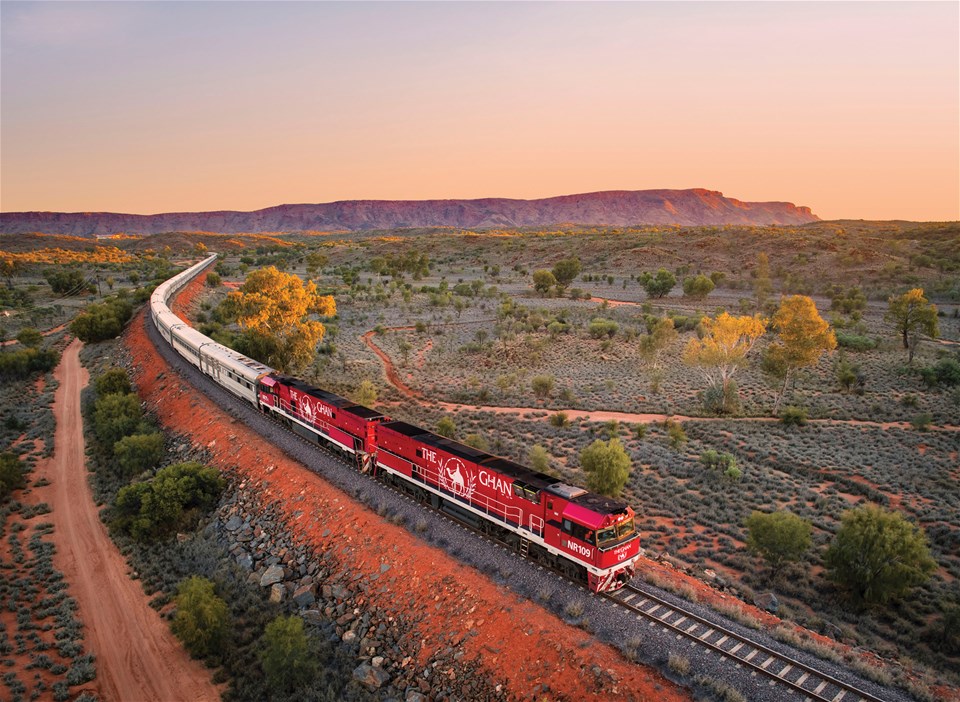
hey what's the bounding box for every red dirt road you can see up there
[46,338,221,702]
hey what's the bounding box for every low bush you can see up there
[112,462,225,541]
[780,406,808,426]
[0,452,26,501]
[0,347,59,380]
[835,331,877,351]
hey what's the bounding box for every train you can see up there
[150,255,640,592]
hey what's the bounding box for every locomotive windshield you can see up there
[595,517,636,548]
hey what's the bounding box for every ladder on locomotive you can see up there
[519,537,530,557]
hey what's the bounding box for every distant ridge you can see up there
[0,189,818,237]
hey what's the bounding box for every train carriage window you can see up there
[523,487,540,504]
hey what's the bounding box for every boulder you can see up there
[269,583,284,603]
[754,592,779,614]
[260,564,284,587]
[353,663,390,691]
[292,583,316,608]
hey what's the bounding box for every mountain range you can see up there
[0,189,818,237]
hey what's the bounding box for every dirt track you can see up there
[46,338,220,702]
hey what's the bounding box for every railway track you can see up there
[605,584,889,702]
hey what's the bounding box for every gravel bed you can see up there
[145,313,918,702]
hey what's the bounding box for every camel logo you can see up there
[439,457,476,501]
[300,397,315,422]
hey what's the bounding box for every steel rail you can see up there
[606,584,889,702]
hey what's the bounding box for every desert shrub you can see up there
[665,420,687,450]
[112,462,225,541]
[205,272,221,288]
[259,615,317,692]
[436,416,456,438]
[745,510,812,576]
[0,347,59,380]
[531,374,555,398]
[15,327,44,348]
[463,433,489,451]
[780,406,808,426]
[549,412,570,428]
[171,576,228,658]
[910,413,933,431]
[71,297,133,343]
[835,331,877,351]
[114,432,165,477]
[701,380,741,415]
[44,269,89,295]
[0,452,26,501]
[92,393,143,448]
[682,274,715,299]
[587,317,619,339]
[352,379,377,406]
[919,357,960,388]
[94,367,132,397]
[528,444,551,473]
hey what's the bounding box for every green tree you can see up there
[644,269,676,298]
[886,288,939,364]
[171,576,229,658]
[579,438,631,497]
[114,432,165,477]
[682,274,715,300]
[551,257,581,293]
[436,416,456,438]
[93,393,143,448]
[353,380,377,407]
[259,615,317,691]
[764,295,837,415]
[824,505,937,606]
[528,444,551,473]
[16,327,43,349]
[532,269,557,295]
[205,271,221,288]
[638,317,677,370]
[95,367,132,397]
[0,452,26,501]
[745,511,812,577]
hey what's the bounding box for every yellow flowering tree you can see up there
[683,312,767,414]
[226,266,335,372]
[765,295,837,415]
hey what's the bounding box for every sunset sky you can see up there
[1,1,957,221]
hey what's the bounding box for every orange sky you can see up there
[1,1,957,221]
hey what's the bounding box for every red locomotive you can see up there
[258,375,639,592]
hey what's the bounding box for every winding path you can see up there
[44,338,221,702]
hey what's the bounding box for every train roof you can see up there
[271,375,385,420]
[380,420,560,492]
[380,419,632,517]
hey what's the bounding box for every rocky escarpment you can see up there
[210,474,506,701]
[0,189,818,236]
